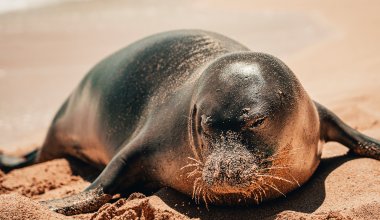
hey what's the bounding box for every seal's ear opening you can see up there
[315,102,380,160]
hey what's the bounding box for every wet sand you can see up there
[0,0,380,219]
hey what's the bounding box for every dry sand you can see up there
[1,0,380,219]
[0,151,379,219]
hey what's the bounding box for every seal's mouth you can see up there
[200,140,272,194]
[202,148,257,190]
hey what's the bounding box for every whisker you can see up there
[255,183,267,199]
[193,178,203,204]
[259,166,290,171]
[192,177,201,199]
[192,182,197,199]
[196,184,203,204]
[252,191,259,204]
[211,192,219,202]
[206,191,214,203]
[187,157,203,165]
[202,189,209,210]
[253,189,262,204]
[195,186,200,204]
[255,188,262,204]
[187,169,201,179]
[284,171,300,187]
[180,163,200,170]
[256,174,294,185]
[265,161,301,187]
[250,183,266,204]
[263,182,286,197]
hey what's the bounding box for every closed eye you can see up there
[248,117,266,129]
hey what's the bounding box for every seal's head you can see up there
[187,52,321,205]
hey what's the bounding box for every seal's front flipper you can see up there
[85,143,147,194]
[316,102,380,160]
[40,187,112,215]
[0,149,38,172]
[41,143,147,215]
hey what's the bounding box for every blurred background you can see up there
[1,0,380,151]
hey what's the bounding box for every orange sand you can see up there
[0,153,379,219]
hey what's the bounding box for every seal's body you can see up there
[1,30,379,214]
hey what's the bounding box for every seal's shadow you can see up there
[156,154,357,220]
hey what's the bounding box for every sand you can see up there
[0,159,192,220]
[0,153,379,219]
[1,0,380,219]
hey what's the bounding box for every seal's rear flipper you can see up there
[316,102,380,160]
[0,149,38,172]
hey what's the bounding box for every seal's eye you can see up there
[249,117,266,129]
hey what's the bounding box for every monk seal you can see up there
[1,30,379,215]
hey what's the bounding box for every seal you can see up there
[1,30,379,215]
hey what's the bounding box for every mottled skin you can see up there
[1,30,379,215]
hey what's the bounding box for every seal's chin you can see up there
[204,182,255,194]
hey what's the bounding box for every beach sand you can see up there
[0,0,380,219]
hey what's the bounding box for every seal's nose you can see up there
[202,151,257,188]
